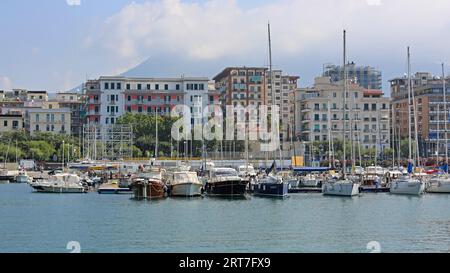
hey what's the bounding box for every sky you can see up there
[1,0,450,94]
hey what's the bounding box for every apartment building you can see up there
[213,67,298,145]
[56,92,85,137]
[323,62,382,89]
[85,76,219,127]
[390,72,450,157]
[0,113,24,133]
[296,77,390,151]
[26,104,71,136]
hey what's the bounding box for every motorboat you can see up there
[167,171,203,197]
[237,164,257,178]
[205,168,248,197]
[132,167,166,199]
[15,170,31,183]
[30,173,87,193]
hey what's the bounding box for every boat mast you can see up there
[155,107,159,160]
[328,101,332,168]
[268,22,282,173]
[407,47,413,164]
[442,63,448,169]
[391,102,395,169]
[342,30,347,179]
[437,91,440,166]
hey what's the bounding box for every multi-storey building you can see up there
[390,72,450,157]
[0,113,24,133]
[267,70,299,141]
[26,103,71,136]
[296,77,390,152]
[213,67,298,147]
[323,62,382,90]
[56,92,85,137]
[85,76,219,127]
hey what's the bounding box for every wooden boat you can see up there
[132,167,166,199]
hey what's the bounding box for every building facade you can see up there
[323,62,382,90]
[296,77,390,152]
[0,113,24,133]
[213,67,298,148]
[26,106,71,136]
[85,76,219,127]
[390,72,450,157]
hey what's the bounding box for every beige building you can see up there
[296,77,390,151]
[0,114,24,132]
[26,91,48,101]
[26,106,71,135]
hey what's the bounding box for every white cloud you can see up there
[86,0,450,79]
[0,76,13,90]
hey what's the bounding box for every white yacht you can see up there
[390,175,425,195]
[237,164,257,178]
[15,170,31,183]
[323,179,360,196]
[168,171,203,197]
[427,176,450,193]
[30,173,87,193]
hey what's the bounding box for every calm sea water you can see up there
[1,183,450,253]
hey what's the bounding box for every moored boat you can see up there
[322,179,360,197]
[253,175,289,198]
[168,171,203,197]
[30,173,87,193]
[131,167,166,199]
[205,168,248,197]
[390,176,425,195]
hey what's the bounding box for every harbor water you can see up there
[1,183,450,253]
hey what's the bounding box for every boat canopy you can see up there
[293,167,331,173]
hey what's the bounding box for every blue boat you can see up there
[253,175,289,198]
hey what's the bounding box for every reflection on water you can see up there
[1,184,450,253]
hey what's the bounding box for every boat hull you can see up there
[253,182,289,197]
[171,183,203,197]
[322,182,360,196]
[206,180,248,196]
[426,180,450,193]
[132,181,165,199]
[390,180,425,195]
[15,175,30,183]
[32,185,86,193]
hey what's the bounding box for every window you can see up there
[138,106,143,113]
[165,84,169,90]
[111,94,115,101]
[148,96,152,102]
[111,83,115,89]
[137,84,142,90]
[61,114,65,123]
[127,106,131,112]
[176,84,180,90]
[147,84,151,90]
[104,82,109,90]
[155,84,159,90]
[106,118,109,124]
[3,121,7,127]
[127,96,131,101]
[117,83,122,89]
[35,125,39,131]
[372,104,377,111]
[61,125,65,132]
[364,104,369,111]
[199,84,205,90]
[126,84,131,90]
[36,114,39,123]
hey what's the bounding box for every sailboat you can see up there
[427,63,450,193]
[390,47,425,195]
[253,22,289,198]
[322,30,360,197]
